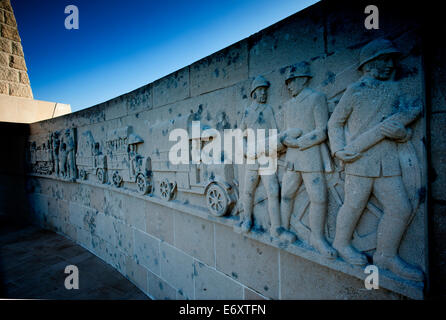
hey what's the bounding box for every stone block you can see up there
[133,229,160,275]
[148,270,176,300]
[190,41,248,96]
[279,251,401,299]
[174,213,215,266]
[103,189,126,221]
[113,220,134,256]
[145,202,174,244]
[18,71,29,84]
[10,41,22,56]
[248,11,324,77]
[9,54,26,70]
[89,186,104,212]
[244,287,267,300]
[123,196,146,232]
[95,212,117,246]
[104,96,127,121]
[0,0,13,12]
[0,52,8,66]
[9,82,32,98]
[4,10,16,27]
[194,260,243,299]
[126,84,152,114]
[125,256,148,293]
[0,22,19,41]
[153,67,189,108]
[214,224,279,299]
[0,38,10,53]
[160,242,194,299]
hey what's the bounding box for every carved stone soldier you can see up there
[327,39,423,281]
[51,131,60,176]
[279,61,337,259]
[236,75,281,237]
[64,129,76,181]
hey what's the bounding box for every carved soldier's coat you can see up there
[283,87,332,173]
[328,76,417,177]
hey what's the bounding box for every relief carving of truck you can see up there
[105,126,151,195]
[76,131,107,184]
[147,113,238,217]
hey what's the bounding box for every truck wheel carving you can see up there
[159,179,173,200]
[112,171,123,187]
[136,173,150,195]
[206,184,229,216]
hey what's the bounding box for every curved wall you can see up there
[23,0,434,299]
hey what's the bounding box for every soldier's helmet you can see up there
[250,75,270,97]
[286,61,312,82]
[358,38,401,70]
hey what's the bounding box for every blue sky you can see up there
[12,0,318,112]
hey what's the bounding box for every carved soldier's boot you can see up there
[373,253,424,281]
[374,214,424,281]
[333,243,368,266]
[239,218,252,234]
[279,229,297,243]
[310,234,337,259]
[270,225,281,238]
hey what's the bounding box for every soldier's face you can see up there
[366,55,395,80]
[253,87,268,103]
[286,77,308,96]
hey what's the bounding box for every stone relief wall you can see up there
[24,1,429,299]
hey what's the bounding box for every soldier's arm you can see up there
[327,88,354,156]
[296,93,329,151]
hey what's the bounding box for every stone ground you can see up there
[0,224,149,300]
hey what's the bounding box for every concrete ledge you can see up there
[0,94,70,123]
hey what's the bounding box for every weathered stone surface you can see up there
[113,220,134,256]
[194,260,243,299]
[0,38,10,53]
[215,224,279,299]
[125,256,148,293]
[148,270,176,300]
[0,0,13,12]
[153,67,189,108]
[160,242,194,299]
[244,287,267,300]
[280,251,401,299]
[191,42,248,96]
[145,202,174,244]
[9,82,32,98]
[248,11,324,77]
[1,23,20,42]
[133,229,160,275]
[174,213,215,266]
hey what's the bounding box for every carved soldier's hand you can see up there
[334,150,361,163]
[281,128,303,148]
[380,120,407,140]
